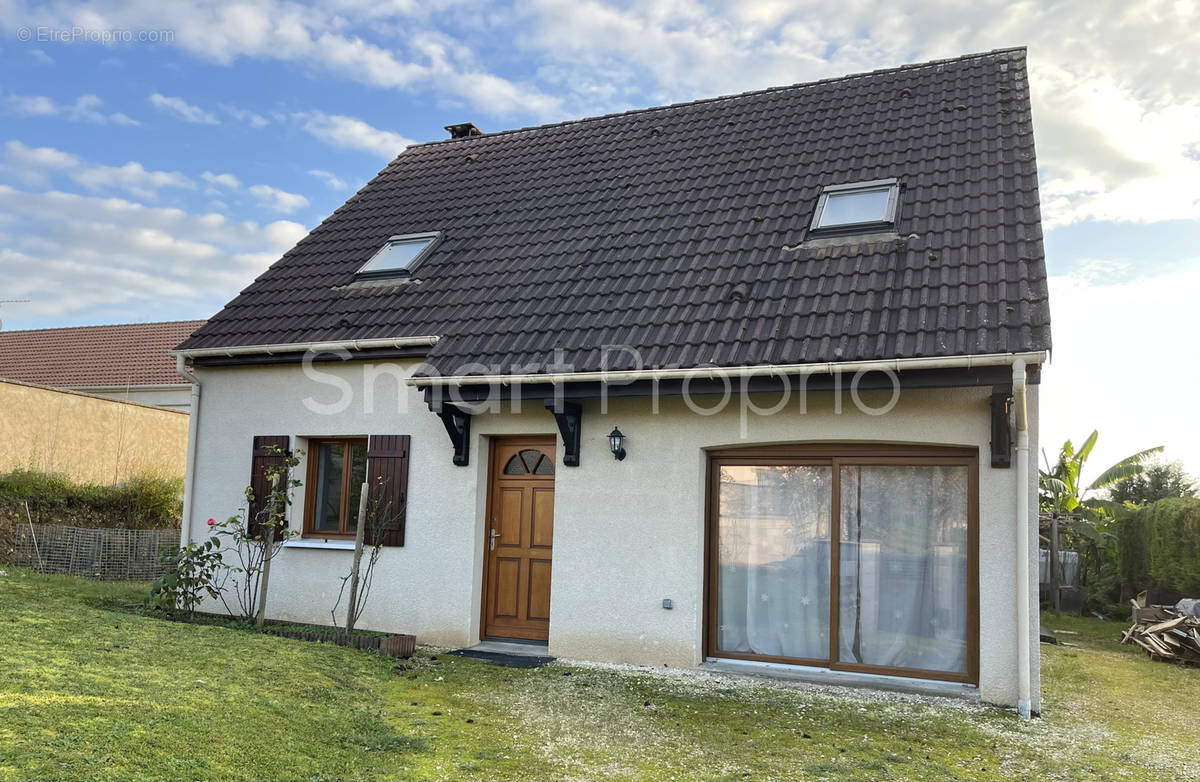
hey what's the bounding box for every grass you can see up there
[0,568,1196,782]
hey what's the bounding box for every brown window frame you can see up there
[303,438,368,539]
[704,443,980,685]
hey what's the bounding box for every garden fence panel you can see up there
[11,523,180,581]
[1039,548,1081,587]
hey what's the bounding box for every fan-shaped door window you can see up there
[503,448,555,475]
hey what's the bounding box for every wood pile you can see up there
[1121,603,1200,664]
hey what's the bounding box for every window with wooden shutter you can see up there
[247,435,291,540]
[302,439,368,538]
[365,435,410,547]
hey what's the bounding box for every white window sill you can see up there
[283,538,356,551]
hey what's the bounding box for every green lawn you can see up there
[1,569,1196,782]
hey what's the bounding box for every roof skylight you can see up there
[356,232,440,278]
[810,179,899,232]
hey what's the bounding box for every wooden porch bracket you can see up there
[990,388,1013,468]
[544,398,582,466]
[431,400,472,466]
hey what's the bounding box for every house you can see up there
[0,321,199,480]
[0,321,205,412]
[174,48,1051,715]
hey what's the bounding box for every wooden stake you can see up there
[255,473,280,628]
[23,500,43,571]
[344,482,369,641]
[1049,515,1061,614]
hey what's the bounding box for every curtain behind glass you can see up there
[838,465,968,674]
[313,444,345,532]
[717,465,831,660]
[346,443,367,531]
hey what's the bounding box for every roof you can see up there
[179,48,1051,376]
[0,321,205,387]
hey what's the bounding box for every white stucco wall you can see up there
[185,359,1040,709]
[72,384,194,412]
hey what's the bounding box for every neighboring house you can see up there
[0,321,205,411]
[174,49,1051,715]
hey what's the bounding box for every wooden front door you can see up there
[483,437,556,641]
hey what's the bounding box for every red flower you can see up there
[206,518,216,526]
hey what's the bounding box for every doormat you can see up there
[448,648,556,668]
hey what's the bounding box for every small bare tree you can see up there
[331,475,401,640]
[212,445,302,622]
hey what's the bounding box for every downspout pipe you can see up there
[1012,358,1032,719]
[175,356,202,548]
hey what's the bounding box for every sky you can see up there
[0,0,1197,484]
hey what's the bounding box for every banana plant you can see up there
[1040,430,1162,518]
[1039,431,1162,603]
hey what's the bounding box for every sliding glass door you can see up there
[707,445,978,683]
[715,464,832,663]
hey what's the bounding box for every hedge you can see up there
[0,469,182,531]
[1147,497,1200,597]
[1119,497,1200,599]
[1117,508,1151,601]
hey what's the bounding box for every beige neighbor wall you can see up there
[187,359,1040,710]
[0,379,189,482]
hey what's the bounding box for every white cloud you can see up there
[201,171,241,189]
[221,103,270,128]
[5,0,1197,226]
[148,93,219,124]
[4,140,80,171]
[0,185,305,250]
[74,162,194,199]
[1041,262,1200,481]
[6,95,56,116]
[4,92,139,126]
[4,140,193,199]
[0,0,560,120]
[503,0,1200,229]
[0,184,307,323]
[295,111,413,159]
[2,140,81,187]
[308,169,349,190]
[248,184,309,213]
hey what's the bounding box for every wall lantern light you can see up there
[608,427,627,461]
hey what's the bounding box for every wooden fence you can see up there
[12,523,180,581]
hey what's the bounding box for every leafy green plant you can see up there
[1109,460,1197,504]
[1039,431,1162,611]
[0,468,182,530]
[1116,508,1151,601]
[1147,497,1200,596]
[1039,431,1162,518]
[145,446,304,623]
[213,446,302,624]
[146,536,225,620]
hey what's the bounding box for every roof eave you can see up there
[407,351,1050,387]
[170,335,441,360]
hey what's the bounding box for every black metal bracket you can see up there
[990,389,1013,468]
[544,398,582,467]
[432,401,472,466]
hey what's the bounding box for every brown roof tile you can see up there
[0,321,205,387]
[179,48,1051,375]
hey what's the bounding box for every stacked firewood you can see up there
[1121,605,1200,664]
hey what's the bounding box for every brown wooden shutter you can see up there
[365,435,410,547]
[247,435,291,540]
